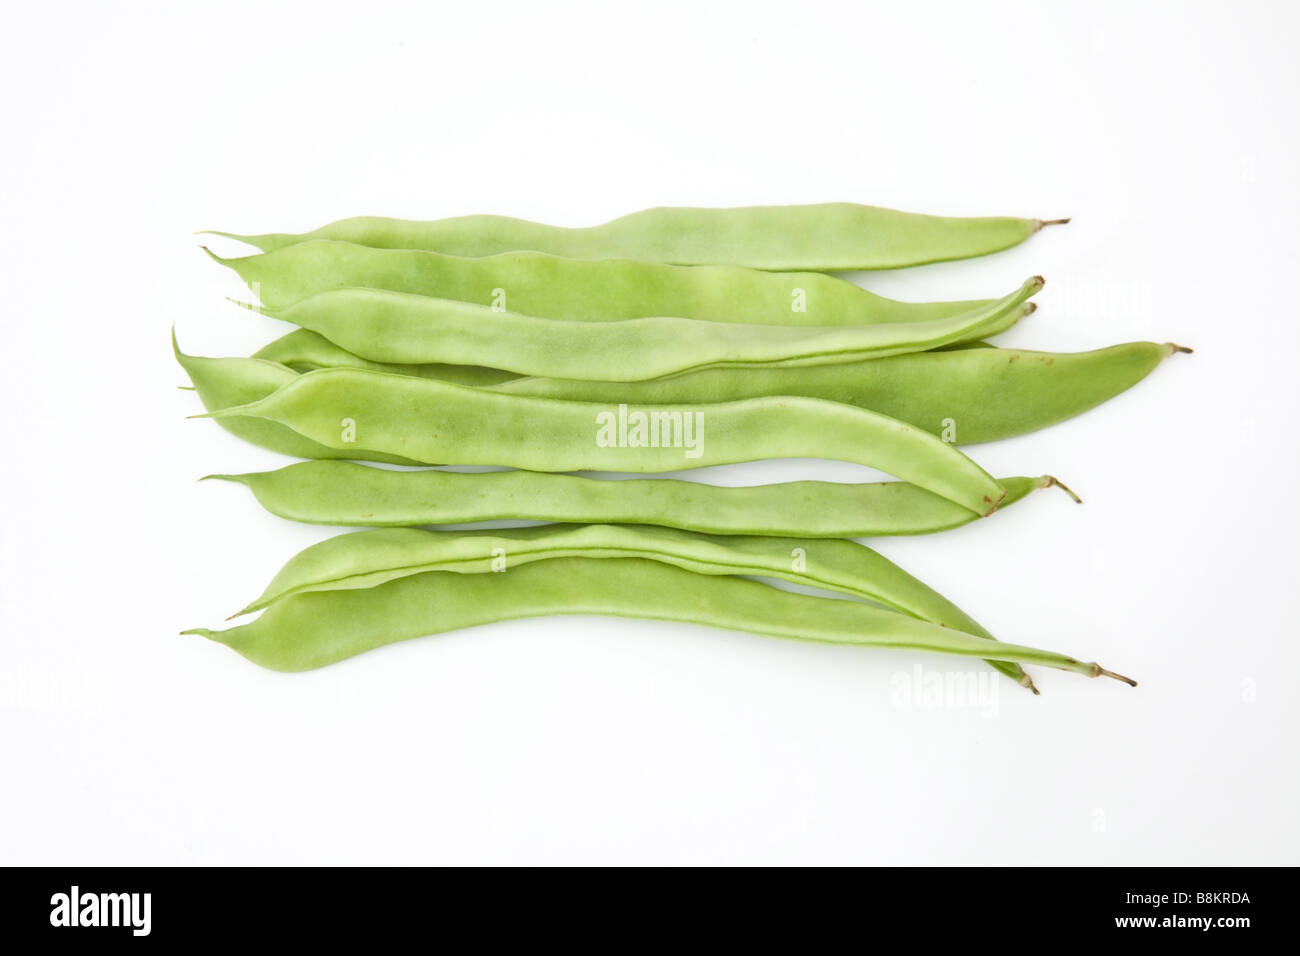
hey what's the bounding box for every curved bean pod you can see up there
[236,524,987,626]
[184,556,1131,682]
[207,239,993,319]
[252,327,516,386]
[233,523,1035,688]
[496,342,1192,444]
[237,278,1040,380]
[207,368,1010,514]
[204,202,1067,271]
[205,462,1075,537]
[173,333,421,465]
[249,331,1190,446]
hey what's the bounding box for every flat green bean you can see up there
[184,556,1131,682]
[207,239,993,319]
[236,278,1040,380]
[205,462,1075,537]
[233,523,1037,689]
[173,333,420,464]
[496,342,1192,444]
[204,202,1067,271]
[251,327,517,386]
[249,331,1189,447]
[207,368,1011,514]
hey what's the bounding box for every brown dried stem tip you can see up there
[1042,476,1083,504]
[1092,664,1138,687]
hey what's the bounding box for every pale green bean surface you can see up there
[496,342,1190,444]
[186,556,1129,680]
[237,278,1039,380]
[177,199,1177,693]
[207,462,1073,537]
[244,330,1185,446]
[173,332,419,465]
[252,327,516,386]
[208,368,1011,514]
[206,202,1066,271]
[238,523,997,625]
[234,523,1036,688]
[208,239,992,319]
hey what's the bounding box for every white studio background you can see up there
[1,0,1296,866]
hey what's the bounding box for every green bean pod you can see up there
[206,240,992,319]
[173,333,421,465]
[237,277,1040,380]
[247,330,1188,447]
[496,342,1192,444]
[233,523,1037,688]
[205,462,1074,537]
[185,556,1131,683]
[236,523,999,626]
[252,327,516,386]
[208,369,1011,515]
[204,203,1067,271]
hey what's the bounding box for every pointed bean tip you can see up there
[1168,343,1194,355]
[201,404,247,421]
[1036,217,1071,229]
